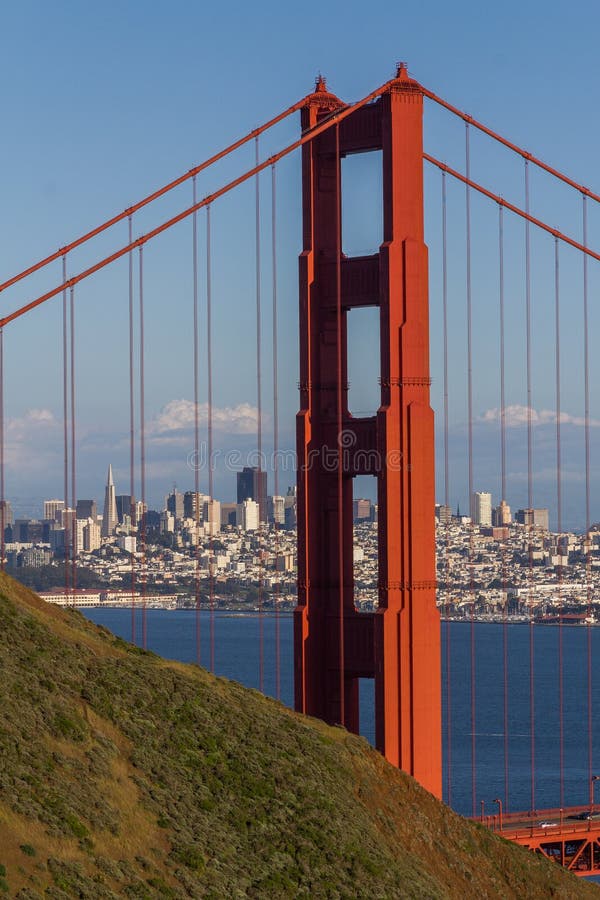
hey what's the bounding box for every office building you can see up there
[160,511,175,534]
[102,465,118,537]
[435,504,452,524]
[220,502,238,527]
[492,500,512,527]
[236,467,267,523]
[44,499,64,523]
[353,498,372,522]
[0,500,13,528]
[116,494,136,525]
[184,491,207,521]
[471,492,492,527]
[76,499,97,521]
[202,499,221,536]
[166,489,184,520]
[118,535,137,554]
[237,498,259,531]
[515,508,549,531]
[268,495,285,526]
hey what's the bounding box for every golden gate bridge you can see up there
[2,62,600,874]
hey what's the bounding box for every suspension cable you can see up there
[128,214,136,643]
[255,135,264,693]
[206,205,215,672]
[525,160,536,815]
[554,237,564,809]
[0,78,400,331]
[271,162,281,701]
[499,203,509,812]
[583,195,594,801]
[421,86,600,204]
[465,122,476,819]
[0,96,312,298]
[192,175,201,667]
[70,284,76,591]
[335,123,345,728]
[441,169,452,806]
[138,245,147,650]
[62,255,70,601]
[422,156,600,263]
[0,326,4,573]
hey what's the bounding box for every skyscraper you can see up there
[166,489,184,520]
[471,491,492,527]
[492,500,511,527]
[236,467,267,523]
[102,465,118,537]
[76,499,97,521]
[116,494,136,525]
[44,499,64,523]
[237,498,259,531]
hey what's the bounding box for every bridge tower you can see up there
[294,65,441,797]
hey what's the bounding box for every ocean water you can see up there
[82,608,600,819]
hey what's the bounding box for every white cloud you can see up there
[148,399,261,442]
[480,405,600,428]
[5,408,60,470]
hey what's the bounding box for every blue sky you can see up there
[2,1,600,525]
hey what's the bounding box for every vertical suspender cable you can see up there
[442,170,452,805]
[192,175,201,667]
[583,195,593,797]
[525,160,536,814]
[206,205,215,672]
[335,123,345,728]
[128,215,136,643]
[0,326,4,573]
[70,285,76,590]
[62,255,70,601]
[139,245,147,650]
[554,237,564,809]
[271,162,281,700]
[127,217,136,637]
[499,204,509,812]
[255,136,264,693]
[465,122,476,817]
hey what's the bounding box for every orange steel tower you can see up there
[294,64,442,798]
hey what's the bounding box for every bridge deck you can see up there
[482,806,600,876]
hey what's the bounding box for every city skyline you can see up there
[2,7,600,536]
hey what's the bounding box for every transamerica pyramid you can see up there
[101,464,118,537]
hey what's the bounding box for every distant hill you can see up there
[0,574,596,898]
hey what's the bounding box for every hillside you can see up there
[0,573,596,898]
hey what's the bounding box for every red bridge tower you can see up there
[294,65,442,798]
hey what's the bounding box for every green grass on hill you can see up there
[0,573,596,898]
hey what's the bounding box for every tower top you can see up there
[107,464,114,486]
[306,74,342,112]
[392,61,421,94]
